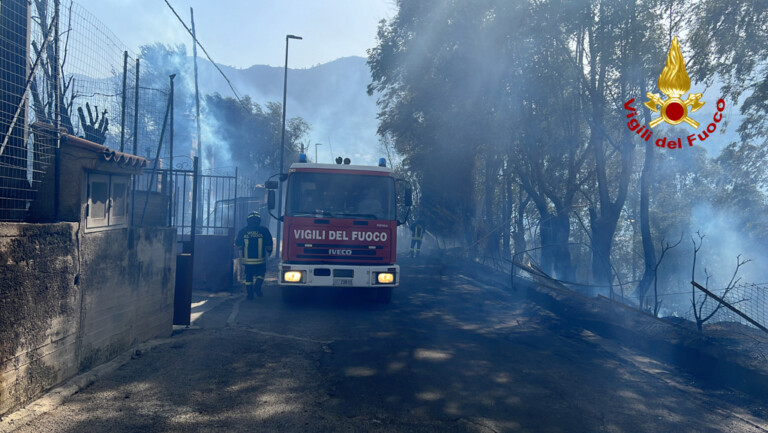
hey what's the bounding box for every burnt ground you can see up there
[3,257,768,433]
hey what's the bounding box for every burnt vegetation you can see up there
[366,0,768,322]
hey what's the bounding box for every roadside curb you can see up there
[0,334,191,433]
[0,291,236,432]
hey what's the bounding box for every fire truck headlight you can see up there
[284,271,305,283]
[376,272,395,284]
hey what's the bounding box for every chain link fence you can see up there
[510,244,768,335]
[686,282,768,332]
[0,0,170,221]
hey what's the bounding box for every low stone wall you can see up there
[0,223,79,417]
[0,223,176,417]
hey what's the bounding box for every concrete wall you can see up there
[132,191,170,228]
[0,223,176,417]
[0,223,79,416]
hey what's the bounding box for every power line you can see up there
[162,0,247,109]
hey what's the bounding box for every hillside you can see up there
[196,56,383,165]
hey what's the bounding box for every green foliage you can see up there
[713,142,768,244]
[203,95,309,180]
[688,0,768,143]
[137,43,309,178]
[367,0,669,282]
[368,0,768,299]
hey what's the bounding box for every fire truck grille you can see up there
[302,248,376,256]
[296,254,384,261]
[294,243,387,261]
[297,243,382,249]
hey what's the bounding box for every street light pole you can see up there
[277,34,302,256]
[315,143,322,163]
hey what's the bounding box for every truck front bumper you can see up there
[278,263,399,288]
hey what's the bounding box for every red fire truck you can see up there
[266,156,411,303]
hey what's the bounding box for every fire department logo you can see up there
[644,36,704,128]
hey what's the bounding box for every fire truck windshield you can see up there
[286,172,395,220]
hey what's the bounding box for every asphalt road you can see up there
[7,258,768,432]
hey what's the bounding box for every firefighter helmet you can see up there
[247,211,261,223]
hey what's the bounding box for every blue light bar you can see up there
[298,153,308,163]
[378,158,386,167]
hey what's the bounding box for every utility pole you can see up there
[190,7,202,164]
[276,34,302,255]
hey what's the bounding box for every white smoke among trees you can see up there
[366,0,768,314]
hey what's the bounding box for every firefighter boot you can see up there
[245,281,254,300]
[254,276,264,297]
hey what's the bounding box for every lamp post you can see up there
[315,143,322,163]
[277,34,302,256]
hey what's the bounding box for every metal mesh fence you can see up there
[0,0,170,221]
[686,283,768,331]
[0,0,37,220]
[49,1,169,156]
[512,248,768,334]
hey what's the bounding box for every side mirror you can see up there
[397,187,413,226]
[265,180,278,190]
[268,190,276,210]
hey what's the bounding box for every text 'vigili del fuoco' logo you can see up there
[624,36,726,149]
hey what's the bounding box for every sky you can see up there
[73,0,397,69]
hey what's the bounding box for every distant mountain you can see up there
[196,56,383,165]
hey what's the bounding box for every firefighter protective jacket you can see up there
[411,223,424,241]
[235,225,273,265]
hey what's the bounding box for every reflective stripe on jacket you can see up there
[242,232,266,265]
[412,225,424,241]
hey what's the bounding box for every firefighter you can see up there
[409,220,425,258]
[235,211,273,299]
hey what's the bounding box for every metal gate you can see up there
[134,158,265,292]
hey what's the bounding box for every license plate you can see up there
[333,278,353,286]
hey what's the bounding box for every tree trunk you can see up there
[590,206,619,295]
[483,156,498,258]
[539,208,573,280]
[636,139,656,308]
[512,190,528,266]
[552,211,573,281]
[502,173,513,260]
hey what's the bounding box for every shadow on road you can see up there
[278,287,393,311]
[11,257,768,433]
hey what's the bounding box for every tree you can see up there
[688,0,768,145]
[368,0,593,274]
[649,234,682,315]
[136,43,194,160]
[690,232,751,332]
[135,44,309,177]
[368,0,766,305]
[203,94,309,181]
[563,0,670,293]
[28,0,75,132]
